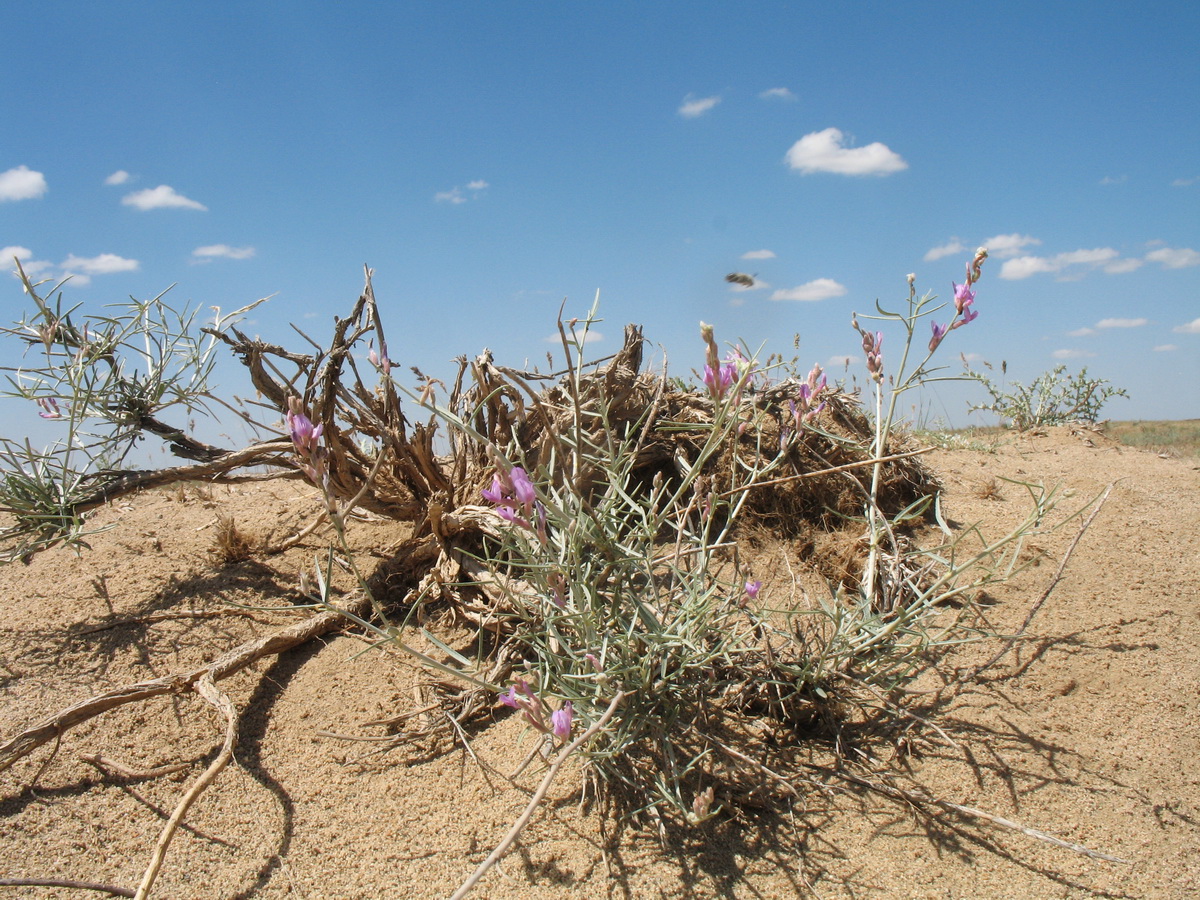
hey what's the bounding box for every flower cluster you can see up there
[499,679,573,739]
[481,465,547,544]
[788,363,827,432]
[852,318,885,383]
[286,397,329,488]
[930,247,988,352]
[699,322,752,402]
[36,397,62,419]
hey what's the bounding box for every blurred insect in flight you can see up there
[725,272,755,287]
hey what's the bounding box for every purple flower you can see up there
[551,702,573,739]
[36,397,62,419]
[286,398,323,455]
[509,466,536,511]
[703,361,735,400]
[952,280,976,315]
[929,321,949,352]
[744,580,762,601]
[499,685,522,708]
[480,474,506,506]
[951,306,979,330]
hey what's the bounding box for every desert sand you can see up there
[1,425,1197,899]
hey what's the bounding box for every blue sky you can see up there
[2,1,1198,442]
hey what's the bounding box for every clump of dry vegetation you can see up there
[0,255,1121,897]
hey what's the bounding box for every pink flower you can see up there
[36,397,62,419]
[551,702,574,739]
[929,321,950,352]
[952,280,976,315]
[744,580,762,600]
[951,306,979,330]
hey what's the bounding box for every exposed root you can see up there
[0,596,369,774]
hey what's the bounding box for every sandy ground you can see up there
[1,426,1197,899]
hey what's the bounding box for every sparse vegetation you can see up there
[967,363,1128,431]
[0,251,1126,897]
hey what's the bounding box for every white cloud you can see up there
[1099,175,1126,185]
[1,246,52,277]
[924,240,966,262]
[678,94,721,118]
[999,247,1120,280]
[193,244,256,261]
[1173,317,1200,334]
[545,330,603,344]
[1153,344,1178,352]
[741,249,776,260]
[1067,327,1097,337]
[1051,348,1096,360]
[1095,317,1147,329]
[436,180,488,204]
[759,87,796,101]
[1,245,33,262]
[784,128,907,176]
[826,354,858,369]
[1103,258,1143,274]
[982,233,1041,259]
[1146,246,1200,269]
[0,165,48,202]
[770,278,847,302]
[61,253,139,275]
[104,170,131,186]
[435,187,466,204]
[122,185,207,211]
[1171,176,1198,187]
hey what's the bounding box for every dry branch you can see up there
[0,597,369,775]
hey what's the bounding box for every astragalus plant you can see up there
[0,253,1104,893]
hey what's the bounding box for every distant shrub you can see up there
[968,364,1127,431]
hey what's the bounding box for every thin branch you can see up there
[0,878,134,898]
[134,674,238,899]
[961,483,1114,682]
[0,597,369,775]
[449,692,625,900]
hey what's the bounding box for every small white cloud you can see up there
[784,128,907,176]
[0,165,48,202]
[1103,258,1143,274]
[61,252,139,275]
[545,330,603,345]
[999,256,1057,280]
[1095,317,1147,329]
[1051,348,1096,360]
[1146,246,1200,269]
[1,246,52,277]
[104,170,131,186]
[435,187,466,204]
[466,180,489,191]
[924,240,966,262]
[826,354,858,369]
[1171,176,1198,187]
[770,278,847,302]
[193,244,256,261]
[1099,175,1127,185]
[960,352,984,363]
[678,94,721,118]
[1067,327,1098,337]
[982,233,1041,259]
[1,245,33,262]
[759,87,796,101]
[1153,344,1178,352]
[1173,317,1200,334]
[999,247,1119,280]
[741,249,776,260]
[122,185,207,211]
